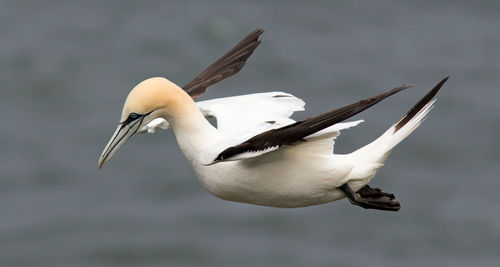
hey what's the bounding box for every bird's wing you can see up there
[182,29,264,100]
[197,92,305,136]
[138,28,263,134]
[208,83,413,163]
[199,120,363,165]
[139,91,305,135]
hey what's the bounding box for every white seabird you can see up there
[98,29,448,211]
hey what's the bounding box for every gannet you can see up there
[98,29,448,211]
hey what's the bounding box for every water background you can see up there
[1,1,499,266]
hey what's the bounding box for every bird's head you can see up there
[98,77,192,169]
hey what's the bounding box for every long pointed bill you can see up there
[98,118,143,169]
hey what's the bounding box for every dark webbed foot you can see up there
[340,184,401,211]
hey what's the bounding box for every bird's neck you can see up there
[165,103,222,164]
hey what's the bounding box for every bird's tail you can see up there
[349,76,449,164]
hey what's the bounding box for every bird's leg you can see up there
[339,184,401,211]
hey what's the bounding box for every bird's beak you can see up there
[98,119,143,169]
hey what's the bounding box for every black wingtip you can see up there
[182,28,265,99]
[394,76,449,132]
[392,83,413,93]
[244,28,265,43]
[254,28,265,34]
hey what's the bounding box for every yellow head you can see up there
[98,77,194,169]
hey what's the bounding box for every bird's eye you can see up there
[129,113,139,120]
[122,112,141,124]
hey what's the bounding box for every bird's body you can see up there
[191,146,378,208]
[163,90,371,208]
[98,29,448,211]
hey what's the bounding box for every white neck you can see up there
[165,107,222,164]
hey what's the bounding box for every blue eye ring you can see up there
[129,113,139,120]
[121,112,141,125]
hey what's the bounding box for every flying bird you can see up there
[98,29,448,211]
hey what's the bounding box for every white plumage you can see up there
[98,76,447,209]
[140,92,364,165]
[98,29,448,211]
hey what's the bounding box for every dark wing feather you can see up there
[394,76,449,132]
[214,83,413,162]
[182,29,264,100]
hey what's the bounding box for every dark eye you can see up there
[122,112,141,124]
[128,113,139,120]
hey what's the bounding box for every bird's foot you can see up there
[340,184,401,211]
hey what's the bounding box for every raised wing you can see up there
[197,92,305,136]
[182,28,264,100]
[212,83,413,163]
[138,29,264,134]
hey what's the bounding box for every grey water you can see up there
[1,1,499,266]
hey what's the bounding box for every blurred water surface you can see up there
[1,1,499,266]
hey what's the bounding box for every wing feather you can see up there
[139,91,305,136]
[212,83,413,163]
[182,29,264,100]
[197,92,304,136]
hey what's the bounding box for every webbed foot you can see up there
[339,184,401,211]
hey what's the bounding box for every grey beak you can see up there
[98,118,143,169]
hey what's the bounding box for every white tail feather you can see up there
[350,98,437,164]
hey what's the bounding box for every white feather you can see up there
[140,91,304,136]
[197,91,304,136]
[139,118,169,133]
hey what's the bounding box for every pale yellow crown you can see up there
[121,77,194,120]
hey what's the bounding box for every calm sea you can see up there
[1,1,499,266]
